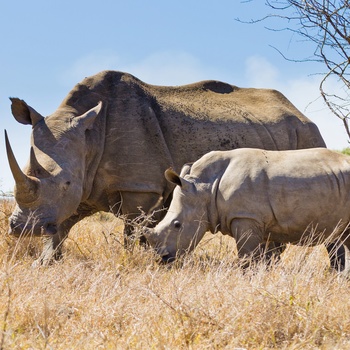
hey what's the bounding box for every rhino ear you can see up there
[73,101,102,130]
[10,98,44,126]
[179,163,193,177]
[165,168,182,186]
[165,167,193,190]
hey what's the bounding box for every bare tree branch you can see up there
[240,1,350,142]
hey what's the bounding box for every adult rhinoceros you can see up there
[144,148,350,273]
[5,70,326,265]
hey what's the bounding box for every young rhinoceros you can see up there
[144,148,350,271]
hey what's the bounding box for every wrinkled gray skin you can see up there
[6,70,326,265]
[145,148,350,273]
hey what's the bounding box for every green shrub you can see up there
[341,147,350,156]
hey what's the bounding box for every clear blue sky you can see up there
[1,1,348,191]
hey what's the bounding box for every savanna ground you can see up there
[1,199,350,349]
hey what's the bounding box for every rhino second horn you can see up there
[4,130,40,203]
[29,147,50,178]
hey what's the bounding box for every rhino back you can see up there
[212,148,350,241]
[150,80,326,152]
[64,71,325,156]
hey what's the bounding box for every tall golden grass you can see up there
[1,199,350,349]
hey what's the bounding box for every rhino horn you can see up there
[5,130,26,183]
[5,130,39,203]
[143,227,157,245]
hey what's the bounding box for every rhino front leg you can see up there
[32,232,67,267]
[32,215,83,267]
[123,211,162,249]
[123,221,146,249]
[120,191,165,249]
[231,219,264,267]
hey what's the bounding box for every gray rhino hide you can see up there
[7,70,326,264]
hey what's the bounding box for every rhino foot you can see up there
[31,235,64,268]
[31,250,63,268]
[326,243,350,273]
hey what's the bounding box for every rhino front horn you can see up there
[4,130,39,203]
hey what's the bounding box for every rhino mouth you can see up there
[9,222,58,237]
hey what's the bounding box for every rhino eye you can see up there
[173,220,181,229]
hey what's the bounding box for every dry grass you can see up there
[1,200,350,349]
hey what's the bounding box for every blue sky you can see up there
[1,1,348,191]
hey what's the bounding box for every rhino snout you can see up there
[9,221,57,237]
[143,227,157,245]
[143,227,176,262]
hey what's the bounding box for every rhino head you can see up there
[144,168,210,262]
[6,98,102,237]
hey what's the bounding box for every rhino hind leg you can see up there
[259,241,286,264]
[326,242,350,274]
